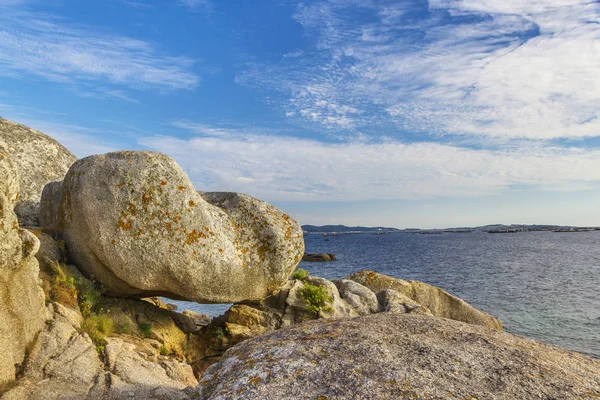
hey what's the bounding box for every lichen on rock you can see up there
[40,151,304,304]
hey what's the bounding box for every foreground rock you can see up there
[196,313,600,400]
[0,117,76,226]
[205,270,501,365]
[0,151,47,388]
[2,301,198,399]
[348,270,502,329]
[302,253,336,262]
[41,151,304,303]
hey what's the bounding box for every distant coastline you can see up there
[302,224,600,234]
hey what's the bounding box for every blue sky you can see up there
[0,0,599,228]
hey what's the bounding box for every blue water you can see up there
[171,231,600,358]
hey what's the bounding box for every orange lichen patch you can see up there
[169,244,174,249]
[218,248,223,253]
[184,229,207,245]
[282,214,290,221]
[111,239,116,245]
[160,180,167,186]
[141,192,152,206]
[189,200,196,207]
[178,185,185,191]
[127,202,137,216]
[164,222,173,231]
[117,218,133,231]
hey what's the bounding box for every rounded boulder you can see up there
[41,151,304,303]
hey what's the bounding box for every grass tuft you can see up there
[291,268,310,280]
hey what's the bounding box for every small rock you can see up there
[302,253,336,262]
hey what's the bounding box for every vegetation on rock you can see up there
[290,268,309,280]
[300,282,332,316]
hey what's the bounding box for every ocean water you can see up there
[170,230,600,359]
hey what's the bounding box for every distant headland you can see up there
[302,224,600,234]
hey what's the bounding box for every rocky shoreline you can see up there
[1,117,599,399]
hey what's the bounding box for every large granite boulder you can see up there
[0,117,76,226]
[195,313,600,400]
[40,151,304,303]
[0,151,47,388]
[347,270,502,329]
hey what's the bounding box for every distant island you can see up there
[302,224,600,234]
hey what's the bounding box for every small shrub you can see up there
[159,345,169,356]
[299,283,332,316]
[96,344,106,355]
[113,314,132,334]
[48,262,79,308]
[214,326,227,339]
[77,279,103,317]
[291,268,309,280]
[139,321,153,338]
[81,314,114,344]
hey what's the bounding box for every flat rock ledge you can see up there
[195,313,600,400]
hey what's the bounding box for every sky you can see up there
[0,0,599,228]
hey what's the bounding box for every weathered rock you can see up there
[3,300,199,399]
[195,313,600,400]
[0,151,47,387]
[302,252,336,262]
[172,310,211,334]
[41,151,304,303]
[0,117,76,226]
[347,270,502,329]
[104,338,197,389]
[333,279,379,315]
[377,288,433,315]
[24,319,103,385]
[99,297,189,357]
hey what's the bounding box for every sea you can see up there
[169,230,600,359]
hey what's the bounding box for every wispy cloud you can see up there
[0,3,199,94]
[140,123,600,202]
[238,0,600,140]
[177,0,213,12]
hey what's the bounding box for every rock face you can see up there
[302,253,336,262]
[347,270,502,329]
[211,271,503,357]
[195,313,600,400]
[40,151,304,303]
[0,151,47,387]
[0,117,76,226]
[3,298,198,399]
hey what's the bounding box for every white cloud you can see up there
[138,125,600,202]
[0,3,199,92]
[238,0,600,140]
[177,0,212,12]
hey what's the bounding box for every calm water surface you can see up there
[171,231,600,358]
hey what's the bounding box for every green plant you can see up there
[139,321,153,338]
[96,344,106,355]
[48,262,78,308]
[81,313,114,344]
[300,283,332,316]
[77,278,103,317]
[114,314,132,334]
[291,268,309,280]
[214,326,227,339]
[159,345,169,356]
